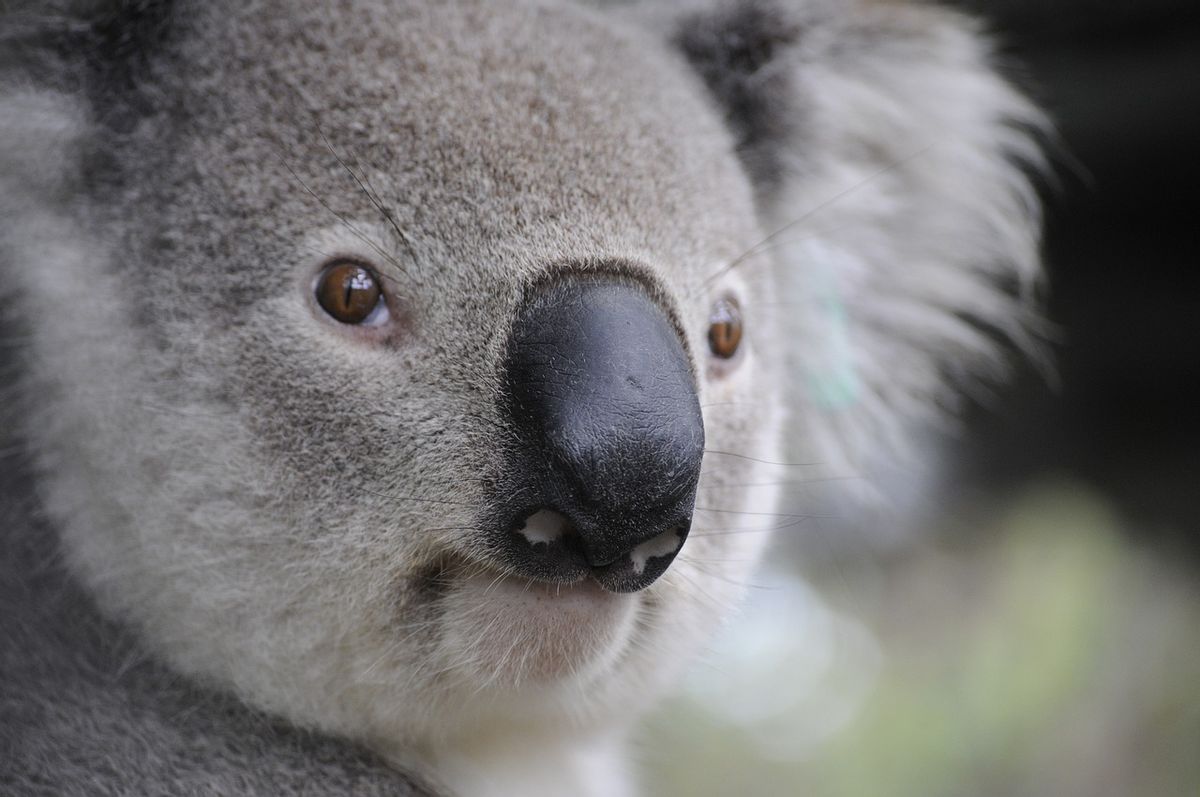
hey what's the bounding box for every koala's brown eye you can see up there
[316,261,383,325]
[708,298,743,359]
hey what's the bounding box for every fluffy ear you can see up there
[0,1,175,93]
[675,0,1045,492]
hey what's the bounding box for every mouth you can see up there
[431,555,643,687]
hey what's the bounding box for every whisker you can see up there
[676,556,773,591]
[703,449,818,467]
[691,145,933,295]
[694,505,832,520]
[699,400,776,410]
[689,516,814,536]
[276,152,409,277]
[699,476,864,489]
[668,565,746,605]
[315,125,420,272]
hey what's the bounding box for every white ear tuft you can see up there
[763,2,1047,492]
[0,91,89,203]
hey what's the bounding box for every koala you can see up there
[0,1,1042,795]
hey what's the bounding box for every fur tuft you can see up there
[673,0,1046,492]
[675,0,807,188]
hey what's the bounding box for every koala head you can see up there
[0,0,1041,778]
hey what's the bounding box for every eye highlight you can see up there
[315,261,385,325]
[707,297,743,360]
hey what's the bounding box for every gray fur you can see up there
[675,0,807,189]
[0,431,435,796]
[0,1,1043,795]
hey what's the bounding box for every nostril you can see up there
[586,518,692,594]
[629,526,685,576]
[508,508,590,581]
[515,508,570,549]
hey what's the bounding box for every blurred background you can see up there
[640,2,1200,794]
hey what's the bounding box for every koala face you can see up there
[1,0,1043,786]
[7,0,784,754]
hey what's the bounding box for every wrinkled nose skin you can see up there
[497,276,705,593]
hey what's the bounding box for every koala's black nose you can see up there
[498,276,704,593]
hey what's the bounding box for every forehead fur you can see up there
[86,1,759,285]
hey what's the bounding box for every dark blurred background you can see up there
[955,0,1200,553]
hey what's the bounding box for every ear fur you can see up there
[674,0,806,189]
[675,0,1046,493]
[0,1,175,100]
